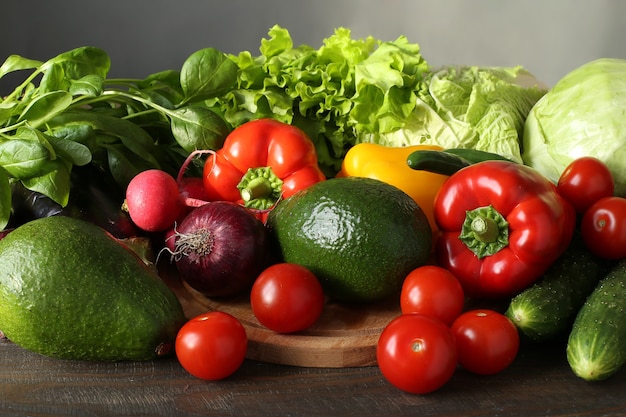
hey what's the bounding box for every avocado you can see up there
[266,177,432,303]
[0,216,186,361]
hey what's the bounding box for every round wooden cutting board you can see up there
[162,268,401,368]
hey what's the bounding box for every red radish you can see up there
[178,176,210,202]
[176,149,215,209]
[171,201,269,298]
[125,169,183,232]
[0,229,13,241]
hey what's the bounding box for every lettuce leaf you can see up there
[208,25,545,175]
[208,25,429,175]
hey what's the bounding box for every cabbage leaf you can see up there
[360,66,547,163]
[522,58,626,196]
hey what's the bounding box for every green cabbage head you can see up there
[522,58,626,196]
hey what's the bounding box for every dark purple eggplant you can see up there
[10,164,139,239]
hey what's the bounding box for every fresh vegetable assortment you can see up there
[2,25,626,394]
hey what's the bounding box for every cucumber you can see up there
[406,149,471,176]
[443,148,515,164]
[406,148,515,176]
[504,236,611,342]
[567,258,626,381]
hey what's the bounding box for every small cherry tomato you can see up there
[557,156,614,214]
[451,309,519,376]
[175,311,247,380]
[400,265,465,326]
[250,263,325,333]
[581,196,626,260]
[377,314,457,394]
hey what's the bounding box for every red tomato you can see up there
[400,265,465,326]
[557,156,614,214]
[250,263,325,333]
[581,196,626,260]
[376,314,457,394]
[175,311,247,380]
[451,309,519,376]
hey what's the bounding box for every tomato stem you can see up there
[411,338,425,353]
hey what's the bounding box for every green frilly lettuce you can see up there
[208,25,546,175]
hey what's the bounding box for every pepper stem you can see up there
[240,177,273,202]
[237,166,283,210]
[459,205,509,259]
[470,216,499,243]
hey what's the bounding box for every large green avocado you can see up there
[0,216,186,361]
[267,177,432,303]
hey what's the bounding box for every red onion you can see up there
[171,201,269,298]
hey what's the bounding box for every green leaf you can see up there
[48,119,96,143]
[0,55,42,79]
[69,74,105,97]
[0,169,11,230]
[21,159,71,206]
[180,48,238,103]
[46,135,92,166]
[0,138,50,178]
[0,101,19,126]
[17,90,73,128]
[104,143,152,188]
[137,69,184,105]
[40,47,110,93]
[168,106,230,152]
[47,111,160,167]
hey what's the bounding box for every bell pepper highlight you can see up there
[338,143,448,235]
[203,118,326,210]
[434,160,576,299]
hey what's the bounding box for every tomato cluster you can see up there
[377,265,520,394]
[175,262,325,380]
[557,156,626,260]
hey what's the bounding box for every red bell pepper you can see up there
[202,118,326,211]
[433,160,576,298]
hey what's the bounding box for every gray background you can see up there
[1,0,625,94]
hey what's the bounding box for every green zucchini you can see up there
[406,148,514,176]
[504,235,611,342]
[567,258,626,381]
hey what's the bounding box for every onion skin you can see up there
[173,201,269,298]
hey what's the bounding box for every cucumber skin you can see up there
[504,237,610,342]
[406,148,515,176]
[443,148,515,164]
[406,149,471,176]
[567,259,626,381]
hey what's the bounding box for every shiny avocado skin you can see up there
[0,216,186,361]
[267,177,432,303]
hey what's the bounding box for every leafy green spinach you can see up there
[0,46,238,229]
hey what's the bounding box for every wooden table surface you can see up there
[1,335,625,417]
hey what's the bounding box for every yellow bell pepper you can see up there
[338,143,448,235]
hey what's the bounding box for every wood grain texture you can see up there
[2,338,626,417]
